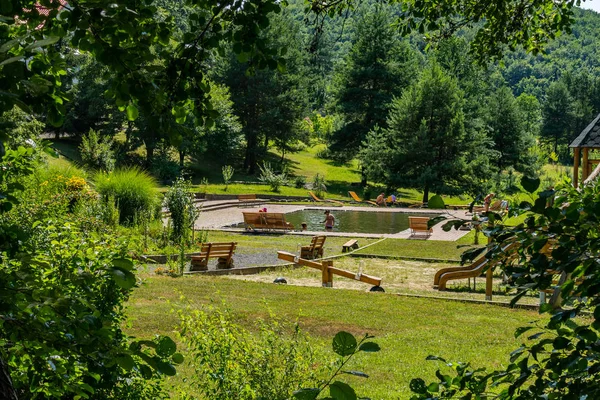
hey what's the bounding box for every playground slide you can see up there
[434,256,490,291]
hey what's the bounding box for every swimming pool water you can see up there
[283,209,436,234]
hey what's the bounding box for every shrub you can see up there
[294,175,307,189]
[258,162,288,192]
[222,165,234,190]
[151,148,180,184]
[178,304,324,400]
[163,177,200,243]
[79,128,115,172]
[311,173,327,197]
[94,167,159,225]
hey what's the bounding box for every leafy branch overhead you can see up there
[0,0,286,138]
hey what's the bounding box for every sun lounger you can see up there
[348,191,378,206]
[308,191,344,206]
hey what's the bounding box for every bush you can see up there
[178,304,324,400]
[258,162,288,192]
[94,167,159,225]
[294,175,307,189]
[163,177,200,243]
[79,128,115,172]
[151,148,180,185]
[311,173,327,197]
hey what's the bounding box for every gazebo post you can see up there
[574,147,580,188]
[583,148,589,183]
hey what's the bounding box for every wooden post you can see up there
[485,267,493,301]
[582,148,589,184]
[574,147,580,188]
[321,260,333,287]
[485,236,493,301]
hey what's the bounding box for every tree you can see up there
[485,86,537,174]
[541,81,575,155]
[330,5,419,159]
[410,178,600,400]
[217,7,310,173]
[360,64,473,203]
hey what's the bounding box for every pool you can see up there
[283,209,437,234]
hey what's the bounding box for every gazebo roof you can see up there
[570,113,600,148]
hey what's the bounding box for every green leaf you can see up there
[112,258,134,270]
[329,381,357,400]
[332,331,357,356]
[358,342,380,352]
[342,370,369,378]
[553,336,570,350]
[24,36,60,50]
[156,361,176,376]
[126,104,139,121]
[156,336,177,357]
[293,388,320,400]
[427,382,439,393]
[514,326,534,338]
[109,267,136,289]
[116,355,135,371]
[171,352,184,364]
[521,176,540,193]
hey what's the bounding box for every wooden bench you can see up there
[342,239,359,253]
[242,212,294,231]
[238,194,257,205]
[300,235,326,259]
[190,242,237,271]
[408,216,432,237]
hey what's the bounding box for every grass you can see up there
[354,234,480,261]
[202,231,378,257]
[126,274,546,398]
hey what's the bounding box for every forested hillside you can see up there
[5,2,600,200]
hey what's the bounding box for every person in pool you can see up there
[322,210,335,231]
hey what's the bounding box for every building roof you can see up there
[570,113,600,148]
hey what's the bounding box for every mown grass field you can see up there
[126,275,545,399]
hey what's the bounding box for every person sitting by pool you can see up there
[483,193,495,212]
[376,192,386,206]
[301,222,308,231]
[390,194,397,205]
[322,210,335,231]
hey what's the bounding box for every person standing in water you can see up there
[323,210,335,231]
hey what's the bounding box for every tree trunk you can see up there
[0,356,18,400]
[360,166,367,187]
[244,133,258,174]
[422,185,430,204]
[145,142,155,168]
[179,149,185,169]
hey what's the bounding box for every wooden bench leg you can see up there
[216,257,233,269]
[190,258,208,271]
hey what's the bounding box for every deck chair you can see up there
[348,191,378,206]
[300,235,326,259]
[308,191,344,206]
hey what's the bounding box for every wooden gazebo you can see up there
[570,113,600,187]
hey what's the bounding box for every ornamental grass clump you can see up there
[94,167,159,226]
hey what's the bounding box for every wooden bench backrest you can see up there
[243,212,262,225]
[199,242,236,258]
[409,216,432,231]
[308,235,326,250]
[238,194,257,200]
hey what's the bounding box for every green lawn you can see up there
[354,233,480,261]
[126,275,545,398]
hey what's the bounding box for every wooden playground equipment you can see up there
[434,241,569,306]
[277,251,384,291]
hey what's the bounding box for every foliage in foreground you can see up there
[0,147,180,399]
[411,177,600,399]
[178,304,323,399]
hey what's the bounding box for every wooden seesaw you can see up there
[276,251,384,292]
